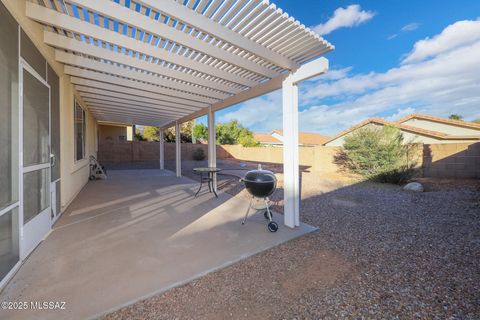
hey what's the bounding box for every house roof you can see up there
[272,130,331,145]
[253,133,281,144]
[323,117,480,145]
[397,113,480,130]
[27,0,333,127]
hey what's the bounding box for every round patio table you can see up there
[193,167,222,198]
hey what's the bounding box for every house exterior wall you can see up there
[403,118,480,136]
[2,0,98,212]
[98,124,129,141]
[400,130,444,144]
[60,82,98,210]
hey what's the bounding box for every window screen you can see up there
[74,100,86,161]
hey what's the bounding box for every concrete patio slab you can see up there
[0,170,315,320]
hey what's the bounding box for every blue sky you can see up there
[197,0,480,135]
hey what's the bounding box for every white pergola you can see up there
[27,0,333,228]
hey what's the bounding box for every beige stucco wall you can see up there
[403,119,480,136]
[98,124,128,141]
[60,83,98,210]
[3,0,98,211]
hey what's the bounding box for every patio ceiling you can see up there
[26,0,333,126]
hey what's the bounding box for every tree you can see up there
[473,118,480,124]
[192,123,208,141]
[237,129,259,147]
[338,125,415,184]
[143,126,159,141]
[134,133,147,141]
[141,121,194,142]
[449,114,463,120]
[141,120,258,147]
[216,120,259,147]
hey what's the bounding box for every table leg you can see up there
[211,172,218,198]
[194,173,203,197]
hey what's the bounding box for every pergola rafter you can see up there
[56,51,230,100]
[26,0,333,127]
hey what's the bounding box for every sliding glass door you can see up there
[0,1,20,287]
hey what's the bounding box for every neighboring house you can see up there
[98,123,133,141]
[255,130,331,146]
[253,132,282,146]
[324,114,480,146]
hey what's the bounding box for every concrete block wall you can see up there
[98,140,480,179]
[98,141,229,162]
[423,142,480,178]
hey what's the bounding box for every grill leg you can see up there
[242,196,254,225]
[265,198,273,222]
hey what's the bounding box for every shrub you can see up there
[192,148,206,161]
[337,125,416,184]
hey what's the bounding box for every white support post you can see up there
[207,107,217,191]
[282,57,329,228]
[282,75,300,228]
[175,121,181,177]
[159,127,164,170]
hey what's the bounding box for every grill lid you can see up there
[242,165,277,198]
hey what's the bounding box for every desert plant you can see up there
[337,125,416,184]
[192,148,206,161]
[449,114,463,120]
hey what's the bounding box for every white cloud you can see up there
[296,20,480,134]
[311,4,375,35]
[402,19,480,64]
[220,19,480,135]
[386,107,416,121]
[388,22,420,41]
[218,91,282,132]
[401,22,421,32]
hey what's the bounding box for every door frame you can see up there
[51,178,62,224]
[18,58,52,260]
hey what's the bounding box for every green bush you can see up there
[192,148,206,161]
[337,125,416,184]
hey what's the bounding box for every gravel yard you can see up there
[105,162,480,319]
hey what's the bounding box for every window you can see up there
[74,100,86,161]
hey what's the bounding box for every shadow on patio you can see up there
[0,169,314,320]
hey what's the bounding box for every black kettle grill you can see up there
[240,165,278,232]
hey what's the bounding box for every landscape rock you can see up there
[403,182,424,192]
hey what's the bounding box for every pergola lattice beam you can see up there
[137,0,299,70]
[81,99,189,117]
[67,0,281,78]
[73,85,200,112]
[70,77,206,109]
[26,2,259,87]
[64,66,216,105]
[44,32,242,94]
[56,50,228,100]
